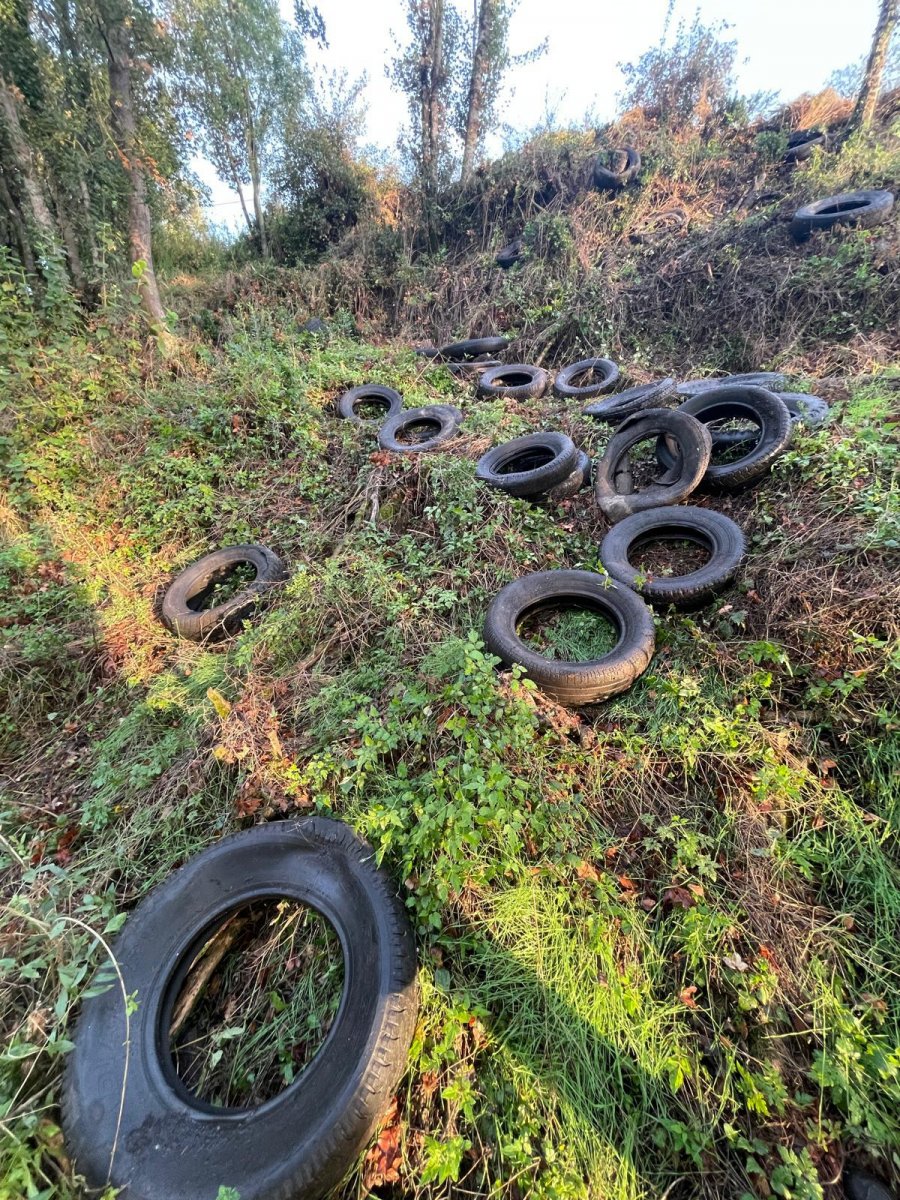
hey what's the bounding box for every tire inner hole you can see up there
[499,448,556,474]
[819,199,869,214]
[355,397,391,420]
[518,601,620,661]
[398,418,442,444]
[616,435,671,491]
[187,561,258,612]
[629,532,712,577]
[168,898,344,1109]
[705,415,762,464]
[570,366,610,388]
[494,372,534,388]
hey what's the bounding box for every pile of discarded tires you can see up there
[471,359,829,707]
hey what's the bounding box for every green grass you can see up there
[1,303,899,1200]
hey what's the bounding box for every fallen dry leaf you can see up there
[362,1097,403,1188]
[679,985,699,1008]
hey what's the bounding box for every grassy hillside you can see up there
[1,108,899,1200]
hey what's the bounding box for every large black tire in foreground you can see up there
[378,405,463,452]
[338,385,403,424]
[791,189,894,242]
[477,363,550,401]
[476,432,580,497]
[594,408,712,522]
[552,357,619,399]
[600,506,746,607]
[844,1170,896,1200]
[483,570,655,705]
[656,386,793,490]
[160,544,287,642]
[63,818,418,1200]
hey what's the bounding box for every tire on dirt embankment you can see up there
[477,364,550,401]
[594,408,712,522]
[378,405,463,453]
[553,358,619,399]
[160,544,287,642]
[440,336,509,360]
[791,189,894,242]
[62,817,418,1200]
[338,384,403,424]
[483,569,655,705]
[655,386,793,490]
[600,506,746,607]
[476,432,580,498]
[584,379,676,423]
[593,146,641,190]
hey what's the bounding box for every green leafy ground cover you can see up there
[1,298,899,1200]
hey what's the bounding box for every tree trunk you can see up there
[418,0,444,250]
[0,164,37,276]
[48,175,88,297]
[97,7,167,327]
[0,78,66,270]
[243,82,268,257]
[461,0,492,184]
[852,0,899,130]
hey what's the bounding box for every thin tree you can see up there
[852,0,899,130]
[94,0,167,326]
[458,0,544,184]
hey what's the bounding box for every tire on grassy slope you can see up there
[675,373,787,397]
[440,336,509,360]
[160,544,287,642]
[476,432,580,498]
[496,238,524,268]
[477,363,550,401]
[844,1170,896,1200]
[338,385,403,424]
[583,378,676,423]
[62,817,418,1200]
[552,357,620,399]
[593,146,641,189]
[600,506,746,607]
[655,386,793,490]
[483,570,654,705]
[594,408,712,522]
[378,405,463,453]
[784,128,827,163]
[791,189,894,242]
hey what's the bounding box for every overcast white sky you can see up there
[195,0,882,228]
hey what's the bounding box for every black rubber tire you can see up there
[440,336,509,360]
[655,386,793,490]
[300,317,327,334]
[496,238,524,268]
[685,391,830,456]
[338,385,403,425]
[483,570,654,705]
[594,408,712,523]
[160,545,286,642]
[629,208,687,243]
[476,432,579,498]
[553,358,620,399]
[62,817,418,1200]
[414,345,442,359]
[445,358,503,379]
[477,363,550,401]
[594,146,641,190]
[676,373,787,397]
[844,1171,896,1200]
[600,506,746,607]
[547,450,592,501]
[784,128,827,163]
[377,405,463,453]
[791,189,895,242]
[584,378,676,423]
